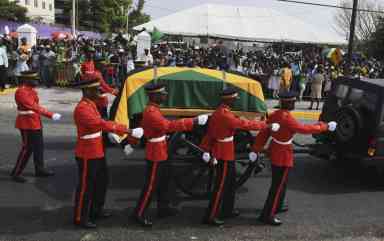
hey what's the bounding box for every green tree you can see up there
[128,0,150,31]
[334,0,383,41]
[367,16,384,60]
[0,0,29,22]
[63,0,150,33]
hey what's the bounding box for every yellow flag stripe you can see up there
[191,68,265,101]
[114,67,266,127]
[114,67,187,126]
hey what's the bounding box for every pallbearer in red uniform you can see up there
[11,71,62,183]
[251,91,337,226]
[80,46,118,119]
[133,83,209,227]
[73,76,143,229]
[199,87,281,226]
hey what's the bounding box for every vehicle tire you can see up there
[334,106,364,144]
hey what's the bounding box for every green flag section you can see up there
[151,27,164,42]
[113,67,267,127]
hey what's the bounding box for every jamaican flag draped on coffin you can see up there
[112,67,267,127]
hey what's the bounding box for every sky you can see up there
[142,0,384,35]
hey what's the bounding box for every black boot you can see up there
[77,221,97,229]
[93,209,112,219]
[157,207,179,218]
[133,215,152,227]
[203,218,225,226]
[12,175,27,183]
[35,169,55,177]
[221,209,240,219]
[258,216,282,226]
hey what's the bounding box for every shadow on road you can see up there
[264,155,384,195]
[0,204,263,236]
[15,155,384,204]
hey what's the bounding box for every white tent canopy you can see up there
[134,3,346,45]
[17,24,37,47]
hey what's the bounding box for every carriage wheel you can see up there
[168,129,263,199]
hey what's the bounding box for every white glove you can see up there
[124,144,134,156]
[202,152,211,163]
[131,127,144,139]
[271,123,280,132]
[52,113,61,121]
[197,114,209,125]
[212,158,218,165]
[249,152,258,162]
[108,133,121,144]
[328,121,337,132]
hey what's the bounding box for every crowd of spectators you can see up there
[0,34,383,106]
[148,40,384,105]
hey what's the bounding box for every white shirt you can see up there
[0,46,8,68]
[142,53,153,66]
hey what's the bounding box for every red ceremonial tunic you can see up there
[15,85,54,130]
[200,104,268,161]
[80,61,117,109]
[252,109,328,167]
[141,102,194,162]
[74,98,131,160]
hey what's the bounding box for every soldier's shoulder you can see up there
[145,105,159,113]
[75,100,92,110]
[219,106,233,115]
[270,109,290,119]
[15,86,31,96]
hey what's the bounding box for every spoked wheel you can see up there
[168,130,214,198]
[173,159,215,199]
[168,129,265,199]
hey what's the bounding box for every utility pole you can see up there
[126,6,130,34]
[121,6,124,32]
[72,0,76,37]
[346,0,359,73]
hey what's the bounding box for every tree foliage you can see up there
[0,0,29,22]
[366,16,384,61]
[63,0,150,33]
[128,0,150,30]
[334,0,384,41]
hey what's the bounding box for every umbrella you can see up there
[322,48,344,66]
[9,32,18,38]
[51,31,72,40]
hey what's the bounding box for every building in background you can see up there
[13,0,55,24]
[54,0,69,25]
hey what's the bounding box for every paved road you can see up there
[0,88,384,241]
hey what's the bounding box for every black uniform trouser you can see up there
[134,160,172,218]
[74,157,109,224]
[205,160,236,221]
[0,65,7,89]
[259,165,290,220]
[11,129,45,176]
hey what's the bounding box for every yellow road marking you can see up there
[0,88,16,96]
[290,111,320,120]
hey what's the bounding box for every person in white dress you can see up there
[268,65,281,99]
[14,49,30,77]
